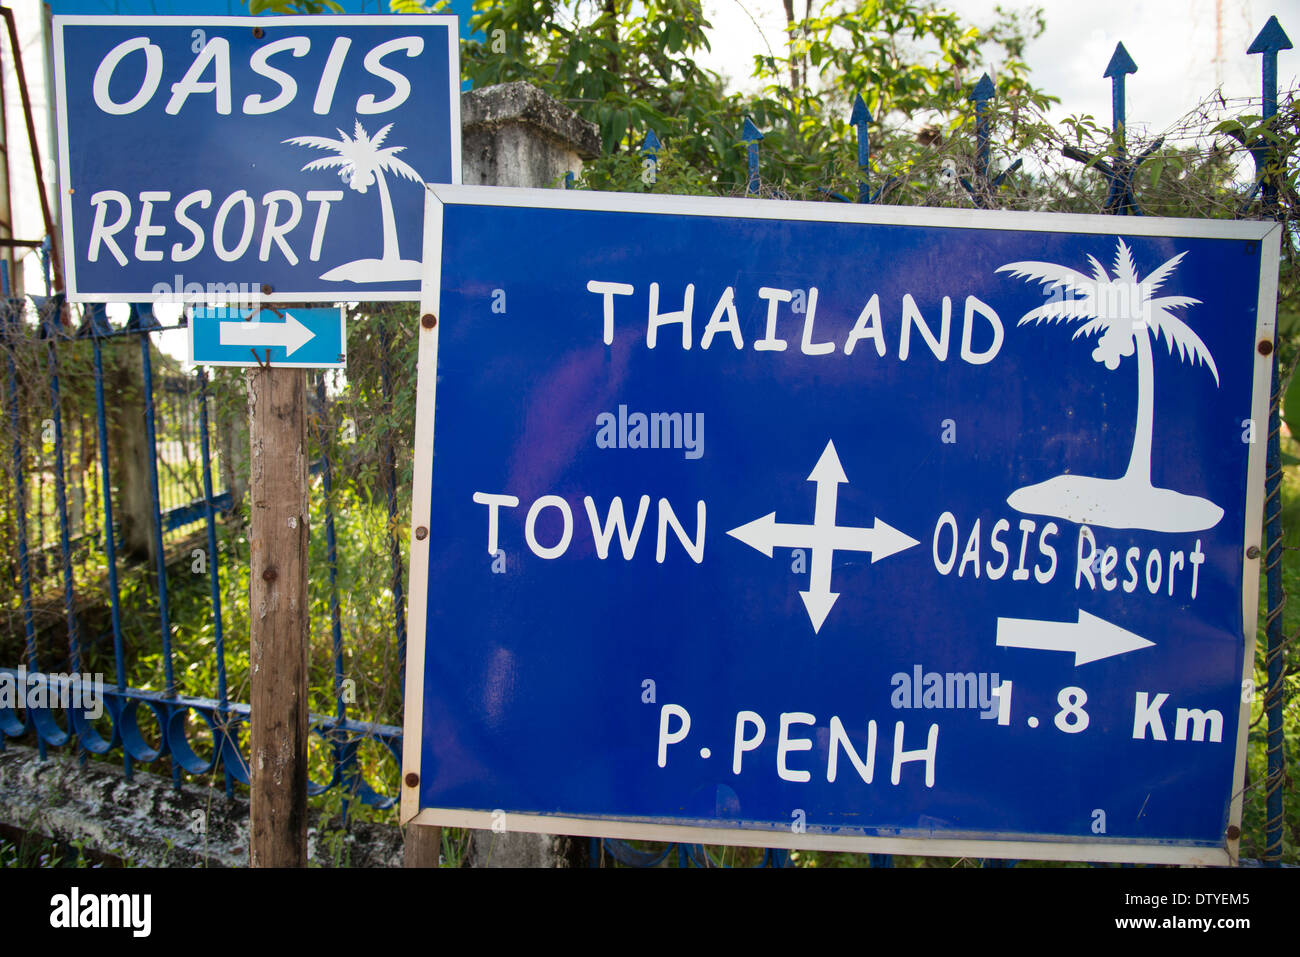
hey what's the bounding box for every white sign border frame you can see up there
[402,183,1281,867]
[52,14,463,304]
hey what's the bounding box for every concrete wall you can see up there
[0,743,402,867]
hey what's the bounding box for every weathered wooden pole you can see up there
[248,363,310,867]
[404,822,441,867]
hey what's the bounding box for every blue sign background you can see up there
[414,196,1270,854]
[55,16,457,300]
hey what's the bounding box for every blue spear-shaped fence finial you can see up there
[968,72,995,175]
[30,294,66,339]
[958,73,1022,208]
[1103,42,1138,155]
[640,129,661,187]
[124,302,161,332]
[77,302,113,339]
[742,116,763,195]
[968,73,996,99]
[1250,12,1292,873]
[1239,16,1292,212]
[1248,15,1293,121]
[1063,40,1158,214]
[850,94,872,203]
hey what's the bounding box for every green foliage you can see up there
[439,827,471,867]
[460,0,1059,197]
[1243,426,1300,865]
[574,142,714,195]
[743,0,1056,187]
[0,832,110,868]
[463,0,743,180]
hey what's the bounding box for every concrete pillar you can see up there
[469,830,588,869]
[460,81,601,189]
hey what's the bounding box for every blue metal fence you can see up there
[0,290,404,810]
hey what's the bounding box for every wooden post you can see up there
[404,823,442,867]
[248,364,309,867]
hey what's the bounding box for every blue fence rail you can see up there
[0,14,1294,869]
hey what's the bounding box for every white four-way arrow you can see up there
[726,439,1161,657]
[996,610,1154,665]
[727,440,919,634]
[219,312,316,357]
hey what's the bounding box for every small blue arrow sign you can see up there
[190,306,346,368]
[640,129,662,155]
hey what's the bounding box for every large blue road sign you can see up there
[53,15,460,302]
[401,186,1279,864]
[190,306,345,368]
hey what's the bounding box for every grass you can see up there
[0,831,118,869]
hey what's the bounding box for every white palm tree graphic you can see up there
[996,238,1223,533]
[284,120,423,283]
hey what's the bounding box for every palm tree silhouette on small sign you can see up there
[284,120,423,283]
[997,238,1223,533]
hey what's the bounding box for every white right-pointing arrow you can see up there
[219,312,316,357]
[996,610,1154,665]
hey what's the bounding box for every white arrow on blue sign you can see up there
[190,306,346,368]
[52,15,460,303]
